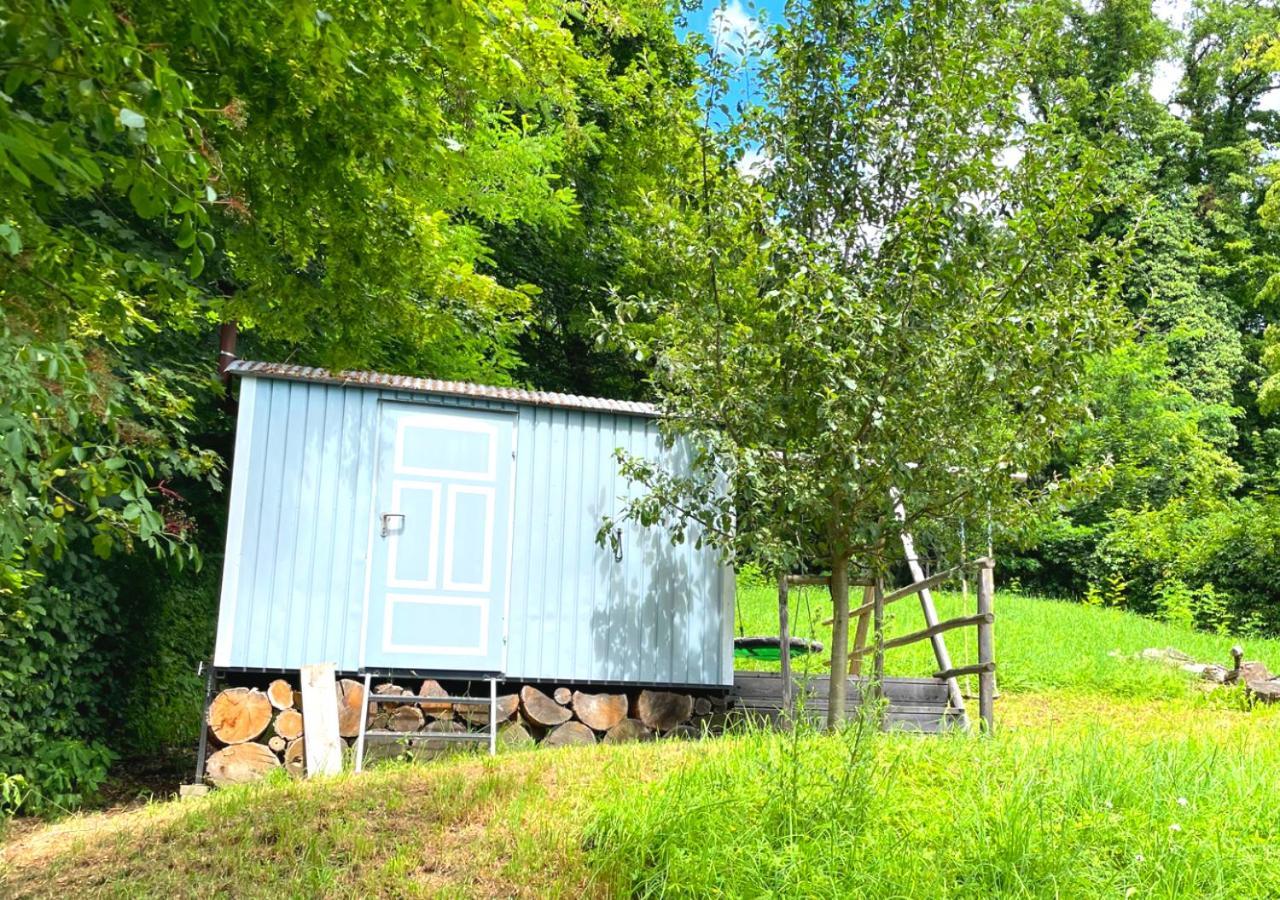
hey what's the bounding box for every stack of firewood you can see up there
[366,681,720,748]
[203,677,365,786]
[202,677,724,785]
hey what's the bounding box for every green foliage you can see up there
[109,560,220,755]
[0,0,705,812]
[605,0,1123,575]
[732,579,1280,698]
[0,552,118,814]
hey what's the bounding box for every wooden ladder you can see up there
[354,674,500,773]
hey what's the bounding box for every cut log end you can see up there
[267,679,295,710]
[335,678,365,738]
[207,688,273,745]
[520,686,572,727]
[283,738,306,778]
[636,690,695,732]
[417,679,453,716]
[388,705,426,733]
[205,742,280,786]
[571,691,628,732]
[274,708,304,742]
[544,720,597,748]
[553,687,573,705]
[603,718,653,744]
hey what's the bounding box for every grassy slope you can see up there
[735,582,1280,697]
[5,591,1280,898]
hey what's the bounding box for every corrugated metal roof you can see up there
[226,360,660,418]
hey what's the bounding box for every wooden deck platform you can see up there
[731,671,966,733]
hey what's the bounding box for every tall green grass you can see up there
[587,715,1280,898]
[734,581,1280,698]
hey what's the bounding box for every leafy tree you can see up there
[604,0,1122,724]
[0,0,704,807]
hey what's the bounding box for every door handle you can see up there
[381,513,405,537]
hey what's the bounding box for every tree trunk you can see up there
[827,554,851,729]
[205,742,279,786]
[207,687,273,745]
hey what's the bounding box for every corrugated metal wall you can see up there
[214,376,734,686]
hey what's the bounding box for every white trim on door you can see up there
[441,484,496,593]
[385,481,442,590]
[394,413,498,481]
[381,593,489,656]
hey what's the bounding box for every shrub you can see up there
[0,551,119,814]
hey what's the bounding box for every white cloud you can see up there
[1151,0,1191,108]
[736,146,773,180]
[710,0,765,60]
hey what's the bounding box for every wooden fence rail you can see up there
[775,556,997,734]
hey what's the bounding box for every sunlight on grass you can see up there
[734,579,1280,699]
[587,711,1280,898]
[8,582,1280,898]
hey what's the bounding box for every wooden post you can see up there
[302,663,343,776]
[849,584,873,675]
[778,572,792,722]
[827,556,851,729]
[872,577,886,692]
[977,560,996,734]
[892,490,967,723]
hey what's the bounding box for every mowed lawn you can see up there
[5,589,1280,898]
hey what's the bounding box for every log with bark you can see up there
[571,691,628,732]
[206,742,280,786]
[417,679,453,716]
[693,696,713,717]
[267,679,295,710]
[421,720,467,752]
[268,735,287,753]
[207,687,273,745]
[335,678,365,738]
[520,686,572,727]
[283,738,306,778]
[544,720,596,747]
[665,723,700,740]
[388,705,426,733]
[636,690,694,732]
[458,693,519,726]
[498,721,536,749]
[273,708,304,742]
[603,718,653,744]
[370,683,406,714]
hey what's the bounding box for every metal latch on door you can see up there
[380,513,405,537]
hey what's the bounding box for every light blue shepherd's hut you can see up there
[212,361,734,688]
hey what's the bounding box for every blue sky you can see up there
[678,0,783,122]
